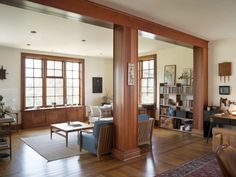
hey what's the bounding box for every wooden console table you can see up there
[207,114,236,143]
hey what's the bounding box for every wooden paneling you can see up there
[193,47,208,132]
[66,107,84,122]
[23,111,46,128]
[27,0,208,47]
[46,109,67,124]
[22,106,85,129]
[112,25,140,160]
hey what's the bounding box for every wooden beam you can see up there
[18,0,209,47]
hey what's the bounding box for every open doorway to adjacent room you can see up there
[138,31,194,133]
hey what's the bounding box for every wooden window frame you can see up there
[138,54,157,105]
[21,53,85,110]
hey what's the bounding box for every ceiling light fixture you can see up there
[30,30,37,34]
[82,39,86,42]
[26,43,31,46]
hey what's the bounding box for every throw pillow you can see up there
[100,107,113,118]
[168,107,176,117]
[90,106,101,117]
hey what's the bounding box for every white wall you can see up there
[156,46,193,110]
[0,46,113,121]
[85,58,113,106]
[0,47,21,110]
[140,46,193,117]
[209,38,236,106]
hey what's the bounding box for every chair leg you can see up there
[79,131,82,152]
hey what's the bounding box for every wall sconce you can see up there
[218,62,231,82]
[0,66,8,80]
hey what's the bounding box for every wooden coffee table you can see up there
[50,121,93,147]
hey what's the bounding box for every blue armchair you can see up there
[78,120,114,158]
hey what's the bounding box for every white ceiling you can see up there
[90,0,236,41]
[0,3,176,58]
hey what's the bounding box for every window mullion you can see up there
[43,58,47,107]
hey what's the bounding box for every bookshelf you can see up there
[159,83,193,132]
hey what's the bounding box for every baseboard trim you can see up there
[192,129,203,136]
[112,148,141,161]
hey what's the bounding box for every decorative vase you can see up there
[181,79,188,85]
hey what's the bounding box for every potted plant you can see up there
[178,71,191,85]
[0,95,12,118]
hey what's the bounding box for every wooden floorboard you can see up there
[0,127,212,177]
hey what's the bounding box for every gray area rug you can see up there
[20,132,86,162]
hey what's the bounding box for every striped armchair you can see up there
[138,114,154,146]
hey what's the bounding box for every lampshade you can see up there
[228,104,236,115]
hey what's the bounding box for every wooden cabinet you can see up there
[46,109,67,124]
[66,108,84,122]
[22,106,85,129]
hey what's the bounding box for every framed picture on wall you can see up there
[219,86,230,95]
[92,77,103,93]
[164,65,176,85]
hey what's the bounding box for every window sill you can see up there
[24,105,84,111]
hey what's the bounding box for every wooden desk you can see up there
[2,112,18,133]
[207,114,236,143]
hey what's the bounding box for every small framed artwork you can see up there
[128,63,135,85]
[219,86,230,95]
[164,65,176,85]
[92,77,102,93]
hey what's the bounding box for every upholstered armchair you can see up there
[78,120,114,158]
[138,114,154,146]
[211,127,236,177]
[212,127,236,152]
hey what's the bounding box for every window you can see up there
[46,60,64,106]
[22,53,84,109]
[25,58,43,107]
[138,55,156,104]
[66,62,80,105]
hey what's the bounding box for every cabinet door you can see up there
[46,110,67,125]
[22,112,33,129]
[23,111,46,128]
[32,111,46,127]
[67,107,85,122]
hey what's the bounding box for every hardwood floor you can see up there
[0,128,212,177]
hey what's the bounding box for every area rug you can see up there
[156,153,223,177]
[20,133,86,162]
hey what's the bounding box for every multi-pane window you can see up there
[138,55,156,104]
[22,53,84,109]
[25,58,43,107]
[66,62,80,105]
[46,60,64,106]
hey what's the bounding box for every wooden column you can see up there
[112,25,140,161]
[193,46,208,134]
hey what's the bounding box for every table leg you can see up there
[207,118,213,143]
[16,113,18,133]
[50,126,52,139]
[66,132,68,147]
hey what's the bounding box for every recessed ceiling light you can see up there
[26,43,31,46]
[82,39,86,42]
[30,30,37,34]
